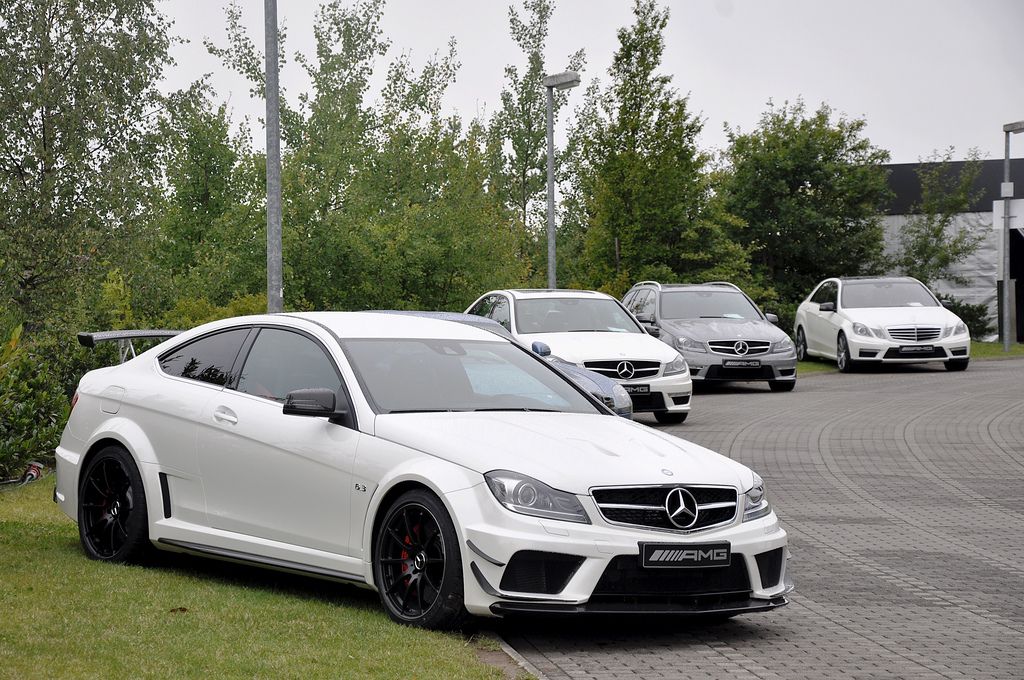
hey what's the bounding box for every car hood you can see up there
[662,318,787,341]
[842,306,960,326]
[373,412,753,494]
[519,331,677,363]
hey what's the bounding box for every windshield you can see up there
[841,281,939,309]
[342,338,601,415]
[660,290,762,320]
[515,298,642,334]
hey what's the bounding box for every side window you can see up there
[826,283,839,305]
[632,290,654,317]
[622,290,637,310]
[236,328,342,402]
[159,329,250,387]
[490,296,511,330]
[810,282,832,304]
[468,295,495,318]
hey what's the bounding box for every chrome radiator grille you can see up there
[707,340,771,356]
[591,485,737,532]
[887,326,942,342]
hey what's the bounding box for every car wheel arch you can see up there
[363,474,468,589]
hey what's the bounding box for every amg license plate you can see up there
[722,359,761,368]
[624,384,650,395]
[640,542,731,569]
[899,345,934,353]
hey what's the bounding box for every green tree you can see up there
[891,148,984,287]
[563,0,751,295]
[0,0,171,322]
[721,100,892,302]
[488,0,584,280]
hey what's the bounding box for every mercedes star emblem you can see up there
[664,487,699,529]
[733,340,749,356]
[616,360,636,379]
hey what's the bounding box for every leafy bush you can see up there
[938,294,993,340]
[0,327,70,478]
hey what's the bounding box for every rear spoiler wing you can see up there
[77,329,182,363]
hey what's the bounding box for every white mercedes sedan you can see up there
[55,313,790,629]
[794,277,971,373]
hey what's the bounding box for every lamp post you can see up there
[542,71,580,289]
[1002,120,1024,352]
[264,0,283,313]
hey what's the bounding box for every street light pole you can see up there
[542,71,580,290]
[1001,121,1024,352]
[264,0,283,313]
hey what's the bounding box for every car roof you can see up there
[188,312,504,343]
[370,310,515,341]
[837,276,920,284]
[632,282,747,294]
[489,289,615,301]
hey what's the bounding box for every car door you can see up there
[149,327,252,527]
[196,325,360,556]
[806,281,840,356]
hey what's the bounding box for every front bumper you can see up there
[617,372,692,413]
[447,484,790,618]
[684,350,797,382]
[846,333,970,363]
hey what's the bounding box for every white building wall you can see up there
[880,211,998,325]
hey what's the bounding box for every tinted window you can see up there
[811,282,837,305]
[343,339,599,414]
[159,329,250,386]
[841,281,939,309]
[515,298,643,334]
[490,296,511,330]
[467,295,495,318]
[660,291,762,320]
[236,328,342,402]
[622,290,637,310]
[634,290,655,318]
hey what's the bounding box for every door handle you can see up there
[213,407,238,425]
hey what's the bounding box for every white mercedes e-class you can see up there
[55,312,790,629]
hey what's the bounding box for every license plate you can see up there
[723,359,761,368]
[640,542,731,569]
[624,384,650,395]
[899,345,933,353]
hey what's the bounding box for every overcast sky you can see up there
[162,0,1024,164]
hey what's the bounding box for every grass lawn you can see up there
[0,479,505,680]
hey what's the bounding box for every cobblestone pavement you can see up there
[497,358,1024,679]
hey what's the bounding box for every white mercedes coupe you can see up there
[55,313,790,629]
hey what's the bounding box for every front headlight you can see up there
[485,470,590,524]
[675,336,706,353]
[663,353,688,375]
[954,322,967,336]
[742,473,771,522]
[851,322,885,338]
[772,336,794,353]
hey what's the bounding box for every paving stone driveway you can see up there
[497,358,1024,679]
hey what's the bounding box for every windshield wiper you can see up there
[472,407,561,413]
[699,315,726,318]
[387,408,468,414]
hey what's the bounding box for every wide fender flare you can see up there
[359,457,482,572]
[85,416,160,467]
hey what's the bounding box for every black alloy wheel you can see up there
[78,445,150,563]
[836,333,856,373]
[374,490,466,629]
[654,411,687,424]
[944,358,969,372]
[795,328,808,362]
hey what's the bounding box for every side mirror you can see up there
[819,302,836,313]
[531,341,552,357]
[283,388,349,425]
[646,326,661,338]
[940,299,953,309]
[635,313,654,324]
[765,313,779,325]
